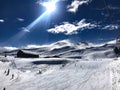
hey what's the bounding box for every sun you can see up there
[42,1,57,13]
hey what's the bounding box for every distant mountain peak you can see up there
[52,39,73,46]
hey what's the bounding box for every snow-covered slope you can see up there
[0,40,119,90]
[0,47,7,54]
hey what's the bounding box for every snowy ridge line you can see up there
[0,39,119,90]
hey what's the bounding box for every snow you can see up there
[4,47,18,51]
[0,40,120,90]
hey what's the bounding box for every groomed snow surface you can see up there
[0,40,120,90]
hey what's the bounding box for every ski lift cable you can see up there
[103,0,113,24]
[103,0,120,40]
[97,0,113,42]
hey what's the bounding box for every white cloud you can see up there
[67,0,91,13]
[26,45,43,49]
[0,19,4,23]
[37,0,59,6]
[47,19,96,35]
[4,46,18,50]
[22,27,30,32]
[102,24,119,30]
[96,5,120,10]
[17,18,24,22]
[48,19,120,35]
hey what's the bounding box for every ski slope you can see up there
[0,40,120,90]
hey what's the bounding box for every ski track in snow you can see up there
[0,58,117,90]
[109,60,120,90]
[0,40,120,90]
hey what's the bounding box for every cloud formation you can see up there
[102,24,119,30]
[47,19,120,35]
[17,18,24,22]
[37,0,59,6]
[47,19,96,35]
[96,5,120,11]
[22,27,30,32]
[67,0,91,13]
[0,19,4,23]
[4,46,18,50]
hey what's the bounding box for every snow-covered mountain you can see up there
[0,39,119,90]
[3,39,116,59]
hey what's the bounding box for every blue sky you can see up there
[0,0,120,47]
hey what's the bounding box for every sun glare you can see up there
[42,1,56,13]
